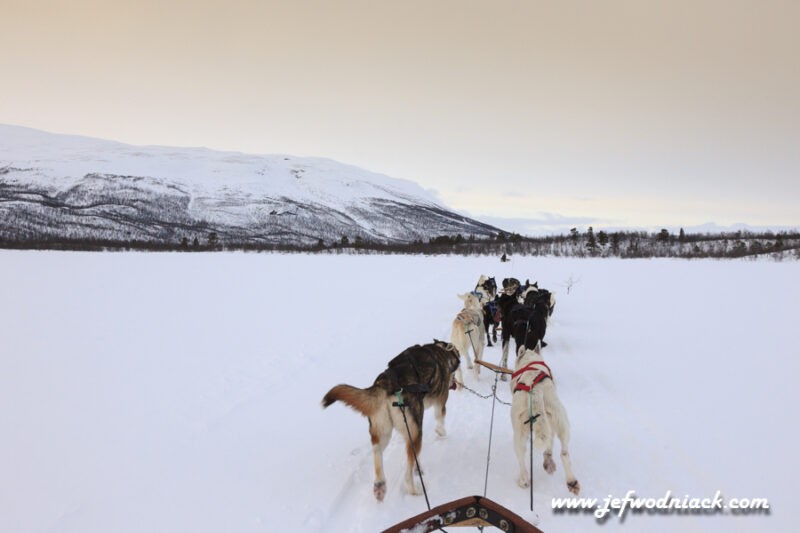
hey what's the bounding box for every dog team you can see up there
[322,275,579,502]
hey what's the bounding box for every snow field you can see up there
[0,252,797,532]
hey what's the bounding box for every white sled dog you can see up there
[510,343,580,494]
[450,292,485,385]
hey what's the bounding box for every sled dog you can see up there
[322,340,460,501]
[510,344,580,494]
[450,292,486,385]
[474,275,497,303]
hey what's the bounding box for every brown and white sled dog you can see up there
[510,344,580,495]
[322,340,460,502]
[450,292,485,385]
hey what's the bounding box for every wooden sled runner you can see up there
[381,495,543,533]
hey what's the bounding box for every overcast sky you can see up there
[2,0,798,232]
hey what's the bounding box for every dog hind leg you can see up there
[541,421,557,475]
[470,328,484,379]
[537,393,557,474]
[391,404,423,496]
[404,424,423,496]
[450,325,469,388]
[554,405,580,495]
[513,418,531,488]
[560,445,580,495]
[369,409,393,502]
[451,323,472,369]
[543,450,556,474]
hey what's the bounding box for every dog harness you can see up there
[457,309,482,328]
[511,360,553,393]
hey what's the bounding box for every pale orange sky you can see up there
[2,0,798,231]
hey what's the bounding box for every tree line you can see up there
[2,226,798,259]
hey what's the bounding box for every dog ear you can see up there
[434,338,451,349]
[517,345,527,359]
[534,340,542,354]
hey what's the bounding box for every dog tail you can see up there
[322,384,385,417]
[450,317,470,354]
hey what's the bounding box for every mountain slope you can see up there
[0,125,501,246]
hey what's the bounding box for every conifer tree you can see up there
[585,226,597,253]
[598,230,608,247]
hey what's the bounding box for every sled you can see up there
[381,495,543,532]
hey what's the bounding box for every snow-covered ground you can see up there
[1,251,797,532]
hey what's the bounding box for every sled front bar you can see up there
[381,495,543,533]
[476,360,514,374]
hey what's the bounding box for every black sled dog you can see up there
[322,340,461,501]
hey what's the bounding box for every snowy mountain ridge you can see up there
[0,124,501,246]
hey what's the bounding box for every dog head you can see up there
[502,277,521,295]
[477,275,497,296]
[516,341,543,366]
[485,276,498,296]
[521,284,539,302]
[457,292,482,310]
[502,277,519,289]
[433,339,461,372]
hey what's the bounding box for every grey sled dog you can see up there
[510,343,580,495]
[322,340,460,501]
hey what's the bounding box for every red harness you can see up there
[511,360,553,393]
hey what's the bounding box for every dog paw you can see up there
[500,374,508,382]
[518,475,530,488]
[543,456,556,474]
[435,426,446,437]
[407,483,422,496]
[373,480,387,501]
[567,480,581,495]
